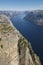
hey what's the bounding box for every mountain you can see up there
[0,11,20,18]
[24,10,43,26]
[0,14,42,65]
[0,11,28,19]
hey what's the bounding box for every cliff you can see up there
[0,14,42,65]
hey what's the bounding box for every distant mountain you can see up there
[24,10,43,26]
[0,11,21,18]
[0,11,29,19]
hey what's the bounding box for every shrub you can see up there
[0,38,2,41]
[0,44,3,49]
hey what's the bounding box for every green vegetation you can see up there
[0,38,2,41]
[18,35,20,37]
[18,37,27,48]
[0,23,15,34]
[2,24,13,31]
[0,44,3,49]
[18,37,27,65]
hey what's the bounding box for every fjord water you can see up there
[11,15,43,64]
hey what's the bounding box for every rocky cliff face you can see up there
[0,14,42,65]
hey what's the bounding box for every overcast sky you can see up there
[0,0,43,11]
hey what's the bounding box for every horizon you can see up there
[0,9,43,12]
[0,0,43,11]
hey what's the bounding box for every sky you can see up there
[0,0,43,11]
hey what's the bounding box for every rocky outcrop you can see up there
[18,37,41,65]
[0,14,42,65]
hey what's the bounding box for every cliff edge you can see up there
[0,14,41,65]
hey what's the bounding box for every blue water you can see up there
[11,16,43,64]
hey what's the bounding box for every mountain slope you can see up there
[0,14,42,65]
[24,10,43,26]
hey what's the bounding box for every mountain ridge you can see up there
[24,10,43,26]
